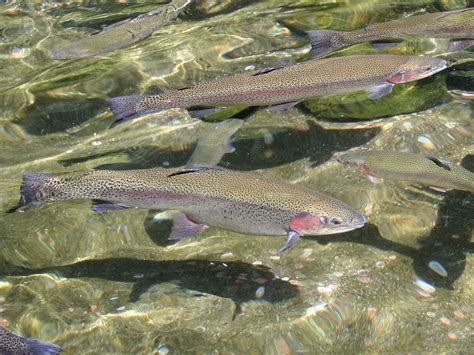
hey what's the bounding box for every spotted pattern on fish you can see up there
[0,327,29,354]
[310,8,474,56]
[107,54,446,120]
[0,326,62,354]
[338,151,474,193]
[52,0,191,59]
[18,167,364,237]
[344,8,473,44]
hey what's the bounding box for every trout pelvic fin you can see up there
[305,29,342,58]
[92,200,130,212]
[169,212,207,240]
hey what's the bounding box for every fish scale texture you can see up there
[343,8,474,44]
[340,151,474,193]
[0,327,29,354]
[132,55,444,111]
[26,168,363,236]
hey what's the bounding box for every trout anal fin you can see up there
[92,200,130,212]
[277,231,301,255]
[169,212,207,240]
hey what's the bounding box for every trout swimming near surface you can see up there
[337,151,474,193]
[186,119,243,168]
[11,167,365,254]
[0,325,63,355]
[106,54,447,125]
[307,8,474,58]
[52,0,192,59]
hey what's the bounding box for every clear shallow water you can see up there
[0,0,473,353]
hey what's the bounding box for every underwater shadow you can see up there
[3,258,298,304]
[308,188,473,290]
[59,120,379,171]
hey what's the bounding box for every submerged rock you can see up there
[304,74,450,120]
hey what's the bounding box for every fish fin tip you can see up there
[187,107,224,119]
[425,155,452,171]
[371,41,400,50]
[91,200,130,212]
[277,231,300,255]
[252,65,287,76]
[106,95,144,122]
[167,166,224,178]
[367,83,393,99]
[428,186,450,193]
[25,338,63,354]
[13,172,55,211]
[169,212,206,240]
[225,139,236,153]
[367,174,382,184]
[305,29,341,58]
[267,101,299,111]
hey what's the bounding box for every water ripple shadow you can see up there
[309,188,473,289]
[2,258,299,304]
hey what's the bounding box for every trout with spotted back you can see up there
[13,167,365,254]
[52,0,192,59]
[106,54,447,124]
[307,8,474,58]
[337,151,474,193]
[0,326,63,355]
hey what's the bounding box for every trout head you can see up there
[387,57,447,84]
[290,208,365,236]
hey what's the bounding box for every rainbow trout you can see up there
[52,0,192,60]
[13,167,365,254]
[337,151,474,193]
[187,119,243,168]
[106,54,447,125]
[307,8,474,58]
[0,325,63,355]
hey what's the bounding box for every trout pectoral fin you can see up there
[169,212,207,240]
[367,83,393,99]
[366,174,382,184]
[277,231,301,255]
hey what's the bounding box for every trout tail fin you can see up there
[305,29,343,58]
[8,172,55,212]
[24,337,63,354]
[106,95,147,126]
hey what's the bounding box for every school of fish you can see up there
[5,3,474,352]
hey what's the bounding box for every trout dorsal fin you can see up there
[167,166,224,177]
[251,65,287,76]
[426,155,452,171]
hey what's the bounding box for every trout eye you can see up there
[331,218,342,225]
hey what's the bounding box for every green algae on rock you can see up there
[303,74,451,120]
